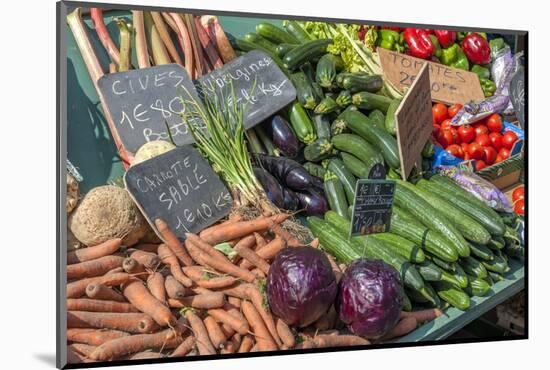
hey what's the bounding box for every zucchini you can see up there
[307,216,361,263]
[339,109,400,169]
[406,284,440,307]
[335,72,353,88]
[452,263,469,288]
[290,72,317,109]
[440,269,466,288]
[426,253,456,272]
[352,91,393,112]
[402,293,412,312]
[229,38,288,74]
[336,90,352,108]
[256,22,298,44]
[488,271,504,282]
[429,175,505,236]
[303,162,326,179]
[316,54,343,89]
[331,118,349,136]
[311,82,325,102]
[275,43,298,58]
[488,237,505,250]
[283,20,312,43]
[244,32,278,53]
[304,138,333,162]
[469,242,495,261]
[288,101,316,144]
[385,98,402,135]
[371,233,425,263]
[433,281,471,310]
[422,140,435,158]
[342,73,383,93]
[327,158,357,205]
[416,260,442,281]
[459,256,488,279]
[394,181,471,258]
[340,153,372,179]
[283,39,333,70]
[415,180,491,245]
[466,276,491,296]
[314,96,340,114]
[368,109,386,131]
[324,171,349,219]
[311,113,331,139]
[482,251,510,274]
[254,126,276,156]
[332,133,384,166]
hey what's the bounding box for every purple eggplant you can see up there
[253,166,285,208]
[310,175,325,191]
[253,154,316,191]
[282,188,300,211]
[270,115,301,158]
[295,190,329,216]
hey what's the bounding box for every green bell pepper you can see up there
[377,29,404,52]
[430,34,442,59]
[489,37,507,54]
[440,44,469,70]
[471,65,491,80]
[480,78,497,97]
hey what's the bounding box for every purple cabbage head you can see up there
[267,247,337,327]
[336,259,403,339]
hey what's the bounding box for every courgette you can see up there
[332,133,384,166]
[488,237,506,250]
[453,263,469,288]
[316,54,343,89]
[341,152,373,179]
[283,20,312,43]
[307,216,360,263]
[324,171,349,219]
[459,256,488,279]
[465,276,491,296]
[314,96,340,114]
[440,269,467,288]
[385,98,402,135]
[416,260,442,281]
[256,22,298,44]
[371,233,425,263]
[336,90,352,108]
[275,43,298,58]
[402,293,412,312]
[469,242,495,261]
[304,138,333,162]
[426,253,456,272]
[229,38,288,75]
[328,158,357,204]
[482,251,510,274]
[288,101,316,144]
[352,91,393,113]
[331,118,349,136]
[283,39,333,70]
[290,72,317,109]
[244,32,277,53]
[368,109,386,131]
[303,162,326,179]
[433,281,471,310]
[342,73,383,93]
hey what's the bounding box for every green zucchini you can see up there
[368,109,386,131]
[307,216,360,263]
[402,293,412,312]
[316,54,343,89]
[415,180,491,245]
[311,114,331,139]
[339,109,400,169]
[327,158,357,205]
[482,251,510,274]
[283,39,333,70]
[440,269,466,288]
[371,233,425,263]
[488,271,504,282]
[452,263,469,288]
[335,72,353,88]
[433,281,471,310]
[332,133,384,166]
[336,90,352,108]
[311,82,325,102]
[342,73,383,93]
[288,101,316,144]
[303,162,326,179]
[469,242,495,261]
[416,260,442,281]
[406,284,440,307]
[459,256,488,279]
[426,253,456,272]
[341,153,372,179]
[254,126,276,156]
[304,138,333,162]
[465,276,491,296]
[229,38,288,74]
[275,43,298,58]
[331,118,349,136]
[283,20,312,43]
[385,98,402,135]
[324,171,349,219]
[256,22,298,44]
[422,140,435,158]
[352,91,393,112]
[244,32,278,53]
[314,96,340,114]
[488,237,505,250]
[290,72,317,109]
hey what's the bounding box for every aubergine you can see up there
[282,188,300,210]
[269,115,301,158]
[295,190,329,216]
[253,154,317,191]
[253,166,285,208]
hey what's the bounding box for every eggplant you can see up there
[310,175,324,191]
[282,188,300,211]
[253,154,316,191]
[295,190,329,216]
[253,166,285,208]
[270,115,301,158]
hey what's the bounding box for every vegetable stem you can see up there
[116,19,132,72]
[169,13,194,77]
[133,10,151,68]
[151,11,183,65]
[183,14,207,77]
[90,8,120,65]
[143,11,171,65]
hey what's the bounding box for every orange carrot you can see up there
[313,334,370,348]
[126,351,164,360]
[295,339,315,349]
[122,258,147,279]
[164,275,188,299]
[233,235,270,275]
[170,335,196,357]
[237,334,254,353]
[67,238,122,265]
[185,310,216,355]
[67,298,139,313]
[67,311,160,334]
[69,343,96,357]
[155,219,194,266]
[67,328,130,346]
[246,284,282,348]
[254,232,267,251]
[241,300,277,351]
[67,346,84,364]
[185,233,232,265]
[129,250,160,270]
[147,272,166,304]
[269,221,302,247]
[220,323,235,338]
[222,333,242,354]
[122,278,176,327]
[381,316,418,341]
[227,296,241,308]
[67,273,130,298]
[207,308,249,335]
[204,315,227,349]
[276,318,295,349]
[67,256,125,280]
[89,329,181,361]
[133,243,160,254]
[157,244,193,287]
[241,237,285,269]
[400,308,443,323]
[219,283,250,299]
[200,214,289,245]
[168,292,225,309]
[310,238,320,248]
[182,266,237,289]
[86,283,126,302]
[250,268,266,279]
[106,267,124,275]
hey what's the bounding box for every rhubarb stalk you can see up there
[194,16,223,69]
[169,13,194,77]
[90,8,120,65]
[151,11,183,65]
[161,12,178,33]
[133,10,151,68]
[183,13,206,77]
[143,12,171,65]
[116,19,132,72]
[201,15,236,63]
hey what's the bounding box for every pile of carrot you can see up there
[66,213,442,364]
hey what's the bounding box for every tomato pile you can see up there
[432,103,519,171]
[512,185,525,216]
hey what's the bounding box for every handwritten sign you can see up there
[196,50,296,129]
[378,48,484,105]
[98,64,204,154]
[395,64,433,180]
[350,179,396,237]
[510,66,525,129]
[124,146,232,241]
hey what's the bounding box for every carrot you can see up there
[400,308,443,323]
[157,244,193,287]
[170,335,196,357]
[185,233,233,264]
[233,235,270,275]
[147,272,166,304]
[122,258,147,279]
[325,253,342,281]
[182,266,237,289]
[67,238,122,265]
[133,243,160,254]
[207,308,249,335]
[154,219,194,266]
[168,292,225,309]
[313,334,370,348]
[67,298,139,313]
[164,275,187,299]
[126,351,164,360]
[185,240,256,283]
[67,272,130,298]
[200,214,289,245]
[237,334,254,353]
[69,343,96,357]
[276,318,295,349]
[85,283,125,302]
[185,310,216,355]
[381,316,418,341]
[67,255,125,280]
[122,278,176,327]
[227,296,241,308]
[310,238,320,248]
[246,284,283,348]
[89,329,181,361]
[253,232,267,250]
[129,249,160,269]
[67,346,84,364]
[67,328,130,346]
[295,339,315,349]
[204,315,227,349]
[269,221,302,247]
[251,268,266,279]
[67,311,160,334]
[220,323,235,338]
[241,300,278,351]
[241,237,285,269]
[106,267,124,275]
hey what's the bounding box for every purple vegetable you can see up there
[295,190,329,216]
[267,247,337,327]
[253,154,315,191]
[253,166,285,208]
[310,175,324,190]
[270,115,301,158]
[282,188,300,211]
[336,259,403,339]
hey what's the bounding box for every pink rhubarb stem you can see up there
[90,8,120,65]
[194,16,223,69]
[169,12,194,78]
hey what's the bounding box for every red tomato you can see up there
[498,147,511,160]
[446,144,464,159]
[450,128,460,144]
[447,104,463,119]
[467,142,484,160]
[495,154,505,163]
[486,114,503,133]
[460,142,469,152]
[457,125,475,143]
[475,160,487,171]
[489,132,502,151]
[512,186,525,202]
[483,146,497,165]
[464,152,471,160]
[475,134,491,147]
[433,124,441,137]
[474,124,489,136]
[514,199,524,216]
[437,130,454,147]
[502,131,519,150]
[432,103,448,125]
[440,119,453,131]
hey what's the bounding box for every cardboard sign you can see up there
[124,146,232,241]
[378,47,484,104]
[98,64,204,154]
[350,179,396,237]
[395,63,433,180]
[196,50,296,129]
[510,66,525,129]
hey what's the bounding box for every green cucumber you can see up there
[385,98,402,135]
[440,269,466,288]
[402,293,412,312]
[311,113,331,139]
[332,133,384,166]
[466,276,491,296]
[316,54,343,89]
[422,140,435,158]
[484,273,494,286]
[283,39,333,70]
[314,96,340,114]
[229,38,288,74]
[340,153,372,179]
[256,22,298,44]
[452,263,469,288]
[303,162,326,179]
[469,242,495,261]
[352,91,393,112]
[275,43,298,58]
[324,171,349,219]
[426,253,456,272]
[406,284,440,307]
[489,271,504,282]
[459,256,488,279]
[290,71,317,109]
[433,281,471,310]
[283,20,312,43]
[304,138,333,162]
[416,260,442,281]
[244,32,278,53]
[336,90,352,108]
[307,216,360,263]
[488,237,506,250]
[368,109,386,131]
[288,101,316,144]
[342,73,383,93]
[392,206,423,227]
[482,251,510,274]
[371,233,425,263]
[328,158,357,205]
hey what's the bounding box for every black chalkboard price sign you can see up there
[98,64,204,154]
[124,146,232,241]
[350,179,396,237]
[510,66,525,129]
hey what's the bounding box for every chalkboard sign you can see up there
[98,64,204,154]
[124,146,232,241]
[368,163,387,180]
[196,50,296,129]
[350,179,396,237]
[510,66,525,129]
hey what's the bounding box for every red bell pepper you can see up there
[433,30,456,48]
[403,28,434,59]
[461,32,491,65]
[382,26,402,32]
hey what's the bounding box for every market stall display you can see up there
[62,6,526,366]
